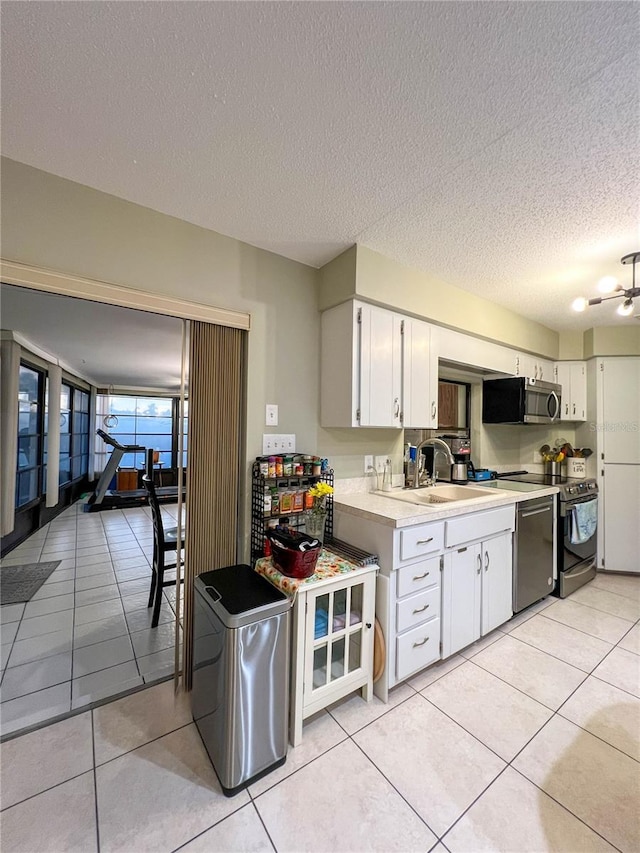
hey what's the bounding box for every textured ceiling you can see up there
[2,1,639,331]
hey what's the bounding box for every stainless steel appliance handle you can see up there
[548,391,560,421]
[521,506,552,518]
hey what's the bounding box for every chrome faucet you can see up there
[412,438,454,488]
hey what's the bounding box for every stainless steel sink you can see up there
[376,484,495,506]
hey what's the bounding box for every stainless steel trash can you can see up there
[192,564,290,796]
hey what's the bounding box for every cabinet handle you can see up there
[413,636,429,647]
[484,551,490,571]
[366,622,372,629]
[417,537,433,545]
[573,403,576,415]
[431,401,436,419]
[413,604,430,614]
[412,571,430,580]
[565,403,569,415]
[394,397,400,418]
[477,554,482,574]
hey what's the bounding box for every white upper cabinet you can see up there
[360,303,403,427]
[321,300,436,428]
[554,361,587,421]
[516,353,554,382]
[402,317,438,428]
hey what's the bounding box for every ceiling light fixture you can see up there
[573,251,640,316]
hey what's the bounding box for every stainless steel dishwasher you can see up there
[513,494,555,612]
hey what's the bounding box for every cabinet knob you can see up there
[365,622,372,629]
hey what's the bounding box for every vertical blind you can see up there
[182,320,245,687]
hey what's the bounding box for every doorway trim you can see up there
[1,259,251,330]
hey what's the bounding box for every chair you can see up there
[142,474,185,628]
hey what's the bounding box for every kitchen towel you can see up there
[570,498,598,545]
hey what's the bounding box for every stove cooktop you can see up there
[496,471,598,499]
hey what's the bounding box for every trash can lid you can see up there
[195,564,289,625]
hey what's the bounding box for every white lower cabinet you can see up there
[335,503,515,703]
[441,531,513,658]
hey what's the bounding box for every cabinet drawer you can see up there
[396,555,440,598]
[396,585,441,633]
[445,506,515,549]
[396,619,441,681]
[399,522,444,562]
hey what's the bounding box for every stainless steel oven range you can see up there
[495,473,598,599]
[556,479,598,598]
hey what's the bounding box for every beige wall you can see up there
[558,330,585,360]
[320,245,560,359]
[0,158,402,534]
[583,326,640,358]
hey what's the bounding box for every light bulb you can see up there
[572,297,588,312]
[598,276,618,293]
[617,298,634,316]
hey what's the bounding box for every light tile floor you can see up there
[1,573,638,852]
[0,501,183,737]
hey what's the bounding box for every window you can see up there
[95,394,186,472]
[16,364,44,507]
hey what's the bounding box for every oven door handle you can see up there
[561,497,598,517]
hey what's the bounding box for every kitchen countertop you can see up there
[334,483,558,529]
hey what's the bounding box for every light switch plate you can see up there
[266,404,278,426]
[364,454,374,473]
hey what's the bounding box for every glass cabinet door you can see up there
[307,577,368,694]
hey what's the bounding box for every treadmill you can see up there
[85,430,183,512]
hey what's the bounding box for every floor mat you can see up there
[0,561,62,605]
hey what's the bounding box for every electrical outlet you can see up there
[364,454,374,473]
[262,434,296,454]
[265,404,278,426]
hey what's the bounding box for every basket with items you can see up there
[266,525,323,579]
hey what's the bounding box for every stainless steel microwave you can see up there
[482,377,562,425]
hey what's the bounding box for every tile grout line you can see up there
[91,709,102,853]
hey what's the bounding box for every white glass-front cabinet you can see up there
[320,300,438,428]
[554,361,587,421]
[291,567,377,745]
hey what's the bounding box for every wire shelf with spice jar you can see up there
[251,457,334,565]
